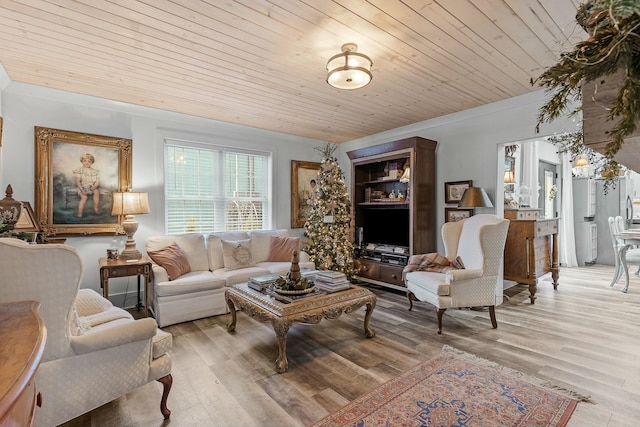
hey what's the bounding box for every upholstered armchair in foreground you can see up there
[404,214,510,334]
[0,238,173,427]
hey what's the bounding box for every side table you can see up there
[99,257,152,315]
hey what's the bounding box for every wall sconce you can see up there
[111,191,150,259]
[326,43,373,90]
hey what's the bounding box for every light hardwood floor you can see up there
[61,265,640,427]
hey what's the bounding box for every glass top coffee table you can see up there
[225,283,376,373]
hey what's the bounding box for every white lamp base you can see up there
[119,214,141,260]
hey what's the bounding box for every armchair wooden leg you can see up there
[436,308,446,334]
[489,305,497,329]
[157,374,173,420]
[407,291,414,311]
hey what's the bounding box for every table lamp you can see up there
[111,191,149,259]
[458,187,493,213]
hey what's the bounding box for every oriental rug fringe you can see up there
[310,345,592,427]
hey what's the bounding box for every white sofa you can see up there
[145,229,314,327]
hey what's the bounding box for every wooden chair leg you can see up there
[436,308,446,334]
[489,305,497,329]
[157,374,173,420]
[406,291,414,311]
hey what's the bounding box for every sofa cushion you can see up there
[249,229,289,262]
[207,231,250,270]
[222,238,256,270]
[147,243,192,280]
[269,236,300,262]
[213,266,271,285]
[146,233,210,272]
[256,261,315,275]
[155,271,226,297]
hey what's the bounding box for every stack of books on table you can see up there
[300,268,319,281]
[248,273,280,292]
[314,270,351,293]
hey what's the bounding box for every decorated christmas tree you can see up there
[304,143,357,278]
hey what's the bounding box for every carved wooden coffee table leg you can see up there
[226,295,237,332]
[273,318,291,373]
[364,298,376,338]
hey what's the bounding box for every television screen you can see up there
[361,208,409,248]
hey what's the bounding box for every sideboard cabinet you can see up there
[347,136,437,290]
[0,301,46,427]
[503,218,559,304]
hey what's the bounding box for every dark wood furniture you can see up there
[347,137,437,290]
[226,283,376,373]
[503,218,559,304]
[99,257,152,313]
[0,301,46,427]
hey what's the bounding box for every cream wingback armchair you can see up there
[404,214,510,334]
[0,238,173,427]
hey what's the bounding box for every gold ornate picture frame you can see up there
[35,127,132,236]
[291,160,321,229]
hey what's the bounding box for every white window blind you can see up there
[165,141,270,234]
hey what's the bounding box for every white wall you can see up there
[338,90,577,253]
[1,69,578,300]
[0,80,321,303]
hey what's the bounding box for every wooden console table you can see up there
[0,301,46,427]
[503,218,559,304]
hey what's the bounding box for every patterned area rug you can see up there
[311,346,590,427]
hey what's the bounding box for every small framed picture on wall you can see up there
[444,180,472,204]
[445,207,473,223]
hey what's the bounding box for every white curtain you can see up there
[559,152,578,267]
[520,141,539,208]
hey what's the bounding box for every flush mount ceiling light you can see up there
[326,43,373,90]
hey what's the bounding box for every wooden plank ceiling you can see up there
[0,0,586,143]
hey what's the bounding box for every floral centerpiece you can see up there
[273,250,315,294]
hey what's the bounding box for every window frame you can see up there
[163,137,272,234]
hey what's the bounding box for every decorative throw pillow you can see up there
[222,239,256,270]
[269,236,300,262]
[147,243,192,280]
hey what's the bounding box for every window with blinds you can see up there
[165,141,270,234]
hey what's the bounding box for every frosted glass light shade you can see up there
[326,43,373,90]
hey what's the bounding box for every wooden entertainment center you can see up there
[347,137,437,290]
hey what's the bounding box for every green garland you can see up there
[532,0,640,177]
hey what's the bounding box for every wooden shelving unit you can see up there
[347,136,437,290]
